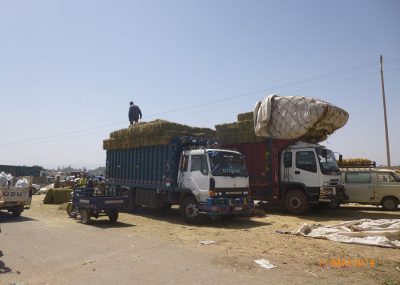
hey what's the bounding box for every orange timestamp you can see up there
[319,258,376,268]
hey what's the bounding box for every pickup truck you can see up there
[340,167,400,210]
[0,176,33,216]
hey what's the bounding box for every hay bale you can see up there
[43,188,72,204]
[237,112,253,122]
[216,120,264,144]
[104,119,217,150]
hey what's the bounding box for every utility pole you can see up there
[380,55,391,168]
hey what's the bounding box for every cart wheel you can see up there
[66,202,77,218]
[80,209,91,224]
[108,211,119,223]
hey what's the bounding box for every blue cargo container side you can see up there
[106,138,181,189]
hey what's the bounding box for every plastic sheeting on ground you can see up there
[254,95,349,143]
[293,219,400,248]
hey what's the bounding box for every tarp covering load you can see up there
[215,113,264,144]
[103,119,217,150]
[254,95,349,143]
[293,219,400,248]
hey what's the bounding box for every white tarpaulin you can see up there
[293,219,400,248]
[254,95,349,142]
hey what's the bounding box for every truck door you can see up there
[178,153,209,201]
[376,171,400,201]
[288,150,321,190]
[343,171,373,203]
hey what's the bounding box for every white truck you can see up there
[0,175,33,217]
[105,137,254,224]
[224,139,348,214]
[340,167,400,211]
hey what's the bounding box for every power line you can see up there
[0,60,398,147]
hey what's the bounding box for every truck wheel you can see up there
[12,209,22,217]
[80,209,91,224]
[381,197,399,211]
[108,211,119,223]
[180,196,203,224]
[284,189,309,214]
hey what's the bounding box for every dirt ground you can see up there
[30,195,400,284]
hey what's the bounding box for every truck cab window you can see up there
[296,151,317,173]
[378,173,397,182]
[345,172,372,183]
[190,155,209,175]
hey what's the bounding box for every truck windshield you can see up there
[207,151,248,177]
[316,148,340,175]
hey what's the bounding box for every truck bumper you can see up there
[200,197,255,217]
[319,185,348,203]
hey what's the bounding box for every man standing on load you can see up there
[128,101,142,125]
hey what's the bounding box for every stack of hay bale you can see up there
[103,119,217,150]
[215,112,264,144]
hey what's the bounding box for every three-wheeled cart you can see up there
[66,187,128,224]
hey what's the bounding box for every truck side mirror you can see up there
[283,152,292,168]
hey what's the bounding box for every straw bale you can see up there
[103,119,217,150]
[237,112,253,122]
[340,158,373,167]
[216,120,264,144]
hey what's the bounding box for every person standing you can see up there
[128,101,142,125]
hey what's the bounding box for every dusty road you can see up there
[1,196,399,285]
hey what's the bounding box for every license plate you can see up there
[235,206,243,211]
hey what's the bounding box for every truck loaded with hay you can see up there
[103,120,254,224]
[216,95,349,214]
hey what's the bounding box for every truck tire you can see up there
[80,209,91,224]
[12,209,22,217]
[284,189,310,214]
[381,197,399,211]
[180,196,203,224]
[108,211,119,223]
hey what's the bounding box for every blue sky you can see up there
[0,0,399,169]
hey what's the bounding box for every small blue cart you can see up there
[66,187,128,224]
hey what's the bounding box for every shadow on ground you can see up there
[258,203,400,222]
[122,207,272,229]
[0,212,38,223]
[0,251,12,275]
[66,215,136,229]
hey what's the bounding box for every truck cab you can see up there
[177,148,253,222]
[281,142,347,213]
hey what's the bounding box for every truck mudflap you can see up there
[200,197,255,217]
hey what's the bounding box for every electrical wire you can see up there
[0,60,398,148]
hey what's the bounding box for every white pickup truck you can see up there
[0,176,33,217]
[340,167,400,211]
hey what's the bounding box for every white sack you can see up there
[15,178,29,188]
[0,172,7,187]
[293,219,400,248]
[254,95,349,142]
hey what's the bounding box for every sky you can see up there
[0,0,399,169]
